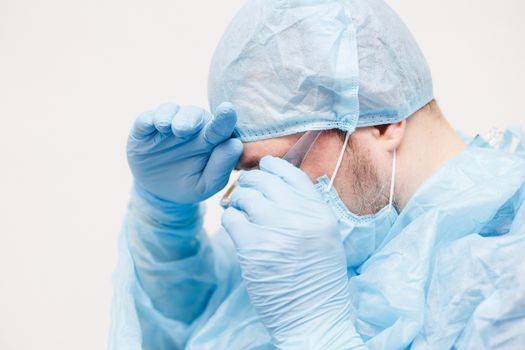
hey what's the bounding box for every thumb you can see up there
[201,138,243,193]
[204,102,238,145]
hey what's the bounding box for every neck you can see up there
[395,103,465,210]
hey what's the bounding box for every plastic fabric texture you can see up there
[208,0,433,141]
[111,128,525,349]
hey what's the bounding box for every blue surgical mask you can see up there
[314,132,399,268]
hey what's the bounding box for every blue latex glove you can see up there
[127,102,243,203]
[222,156,365,349]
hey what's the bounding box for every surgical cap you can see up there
[208,0,433,141]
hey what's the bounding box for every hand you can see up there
[222,156,361,348]
[127,102,243,203]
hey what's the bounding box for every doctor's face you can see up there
[237,128,392,215]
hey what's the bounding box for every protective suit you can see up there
[110,0,525,348]
[111,133,525,349]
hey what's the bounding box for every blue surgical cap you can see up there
[208,0,433,141]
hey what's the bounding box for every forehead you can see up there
[237,134,303,170]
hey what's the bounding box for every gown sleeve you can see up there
[109,185,219,350]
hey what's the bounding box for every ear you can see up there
[371,121,406,152]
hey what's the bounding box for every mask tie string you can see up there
[326,131,351,192]
[388,149,396,207]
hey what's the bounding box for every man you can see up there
[110,0,525,349]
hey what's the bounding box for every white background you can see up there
[1,0,524,349]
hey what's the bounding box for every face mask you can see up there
[314,131,399,268]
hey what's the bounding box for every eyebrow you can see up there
[235,148,291,171]
[235,158,260,171]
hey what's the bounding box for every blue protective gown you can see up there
[110,133,525,349]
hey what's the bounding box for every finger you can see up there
[201,138,243,193]
[204,102,237,145]
[221,206,252,248]
[130,110,155,139]
[237,169,288,201]
[153,102,179,134]
[259,156,318,195]
[228,187,268,221]
[171,105,209,138]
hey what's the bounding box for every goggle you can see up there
[220,130,323,207]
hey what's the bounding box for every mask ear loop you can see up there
[325,130,397,205]
[388,149,396,207]
[326,131,351,192]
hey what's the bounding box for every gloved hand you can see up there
[222,156,365,349]
[127,102,243,203]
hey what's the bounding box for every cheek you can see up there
[240,136,300,168]
[301,154,332,182]
[300,135,342,183]
[351,131,385,167]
